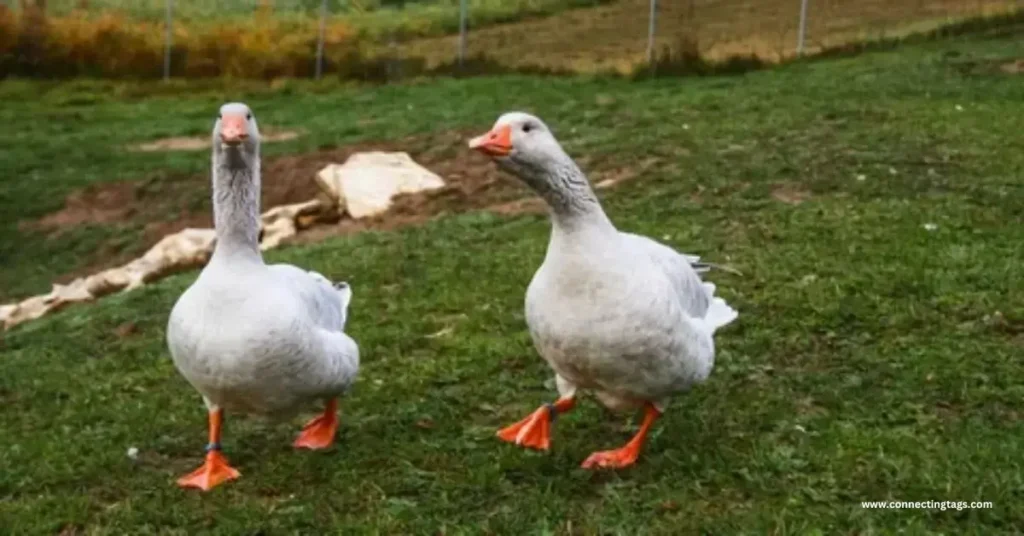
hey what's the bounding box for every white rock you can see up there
[317,152,445,219]
[314,164,346,208]
[1,228,216,330]
[122,228,217,290]
[0,305,14,326]
[259,199,326,250]
[2,186,337,330]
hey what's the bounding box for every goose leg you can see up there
[293,398,338,450]
[177,408,240,490]
[581,402,661,469]
[496,396,576,451]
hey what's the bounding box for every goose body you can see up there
[470,112,737,468]
[167,103,359,490]
[526,230,730,412]
[168,261,357,417]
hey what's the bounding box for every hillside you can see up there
[401,0,1020,72]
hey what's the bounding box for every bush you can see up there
[0,4,367,79]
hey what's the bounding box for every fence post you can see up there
[315,0,327,79]
[457,0,468,68]
[163,0,174,81]
[796,0,809,56]
[646,0,657,63]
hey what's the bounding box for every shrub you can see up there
[0,5,367,79]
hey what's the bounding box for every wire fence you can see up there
[1,0,1021,81]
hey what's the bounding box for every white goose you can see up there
[469,112,738,469]
[167,103,359,491]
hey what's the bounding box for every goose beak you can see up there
[469,125,512,157]
[220,114,249,145]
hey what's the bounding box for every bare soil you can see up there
[128,129,301,152]
[1000,58,1024,74]
[29,127,664,288]
[29,129,572,283]
[771,184,813,205]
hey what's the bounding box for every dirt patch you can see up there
[129,129,301,152]
[1000,59,1024,74]
[34,182,140,229]
[290,132,533,244]
[29,129,653,285]
[484,197,547,217]
[771,184,812,205]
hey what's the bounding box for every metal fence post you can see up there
[457,0,468,68]
[646,0,657,63]
[315,0,327,79]
[163,0,174,81]
[796,0,810,56]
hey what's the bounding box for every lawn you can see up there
[1,26,1023,533]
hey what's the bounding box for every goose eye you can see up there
[246,113,252,120]
[522,124,533,133]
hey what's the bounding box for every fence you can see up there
[1,0,1021,81]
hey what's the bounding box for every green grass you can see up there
[2,29,1024,533]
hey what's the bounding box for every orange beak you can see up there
[220,114,248,145]
[468,124,512,157]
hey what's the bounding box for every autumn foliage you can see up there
[0,3,366,79]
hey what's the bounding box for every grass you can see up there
[401,0,1023,73]
[2,27,1024,533]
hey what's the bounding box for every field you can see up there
[11,0,613,37]
[404,0,1023,71]
[2,21,1024,534]
[2,0,1020,79]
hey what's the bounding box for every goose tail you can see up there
[699,281,738,333]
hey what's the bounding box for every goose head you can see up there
[469,112,572,190]
[213,102,260,167]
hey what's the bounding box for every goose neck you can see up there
[210,152,262,263]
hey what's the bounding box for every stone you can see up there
[315,152,445,219]
[1,228,217,330]
[0,159,381,330]
[259,199,331,250]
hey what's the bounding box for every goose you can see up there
[469,112,738,469]
[166,103,360,490]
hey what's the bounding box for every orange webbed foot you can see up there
[177,450,240,491]
[580,402,660,470]
[580,446,641,470]
[293,400,338,450]
[497,398,574,451]
[497,406,554,451]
